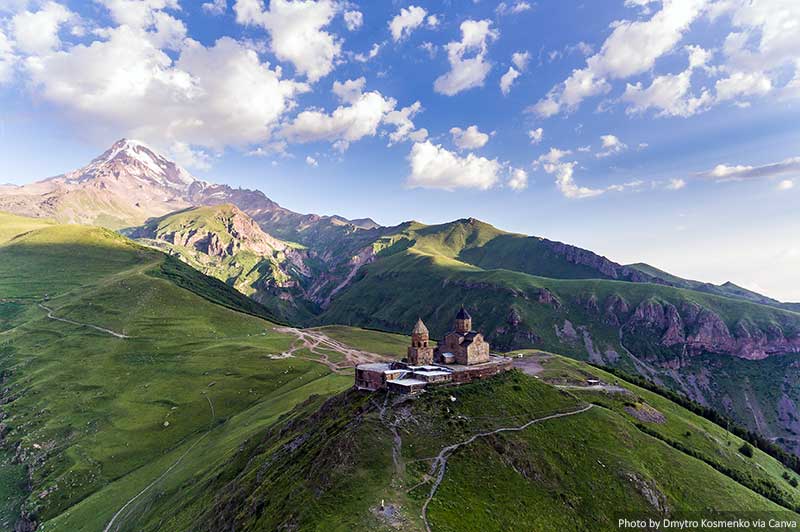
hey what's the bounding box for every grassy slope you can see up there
[130,204,316,324]
[0,215,410,530]
[155,367,798,531]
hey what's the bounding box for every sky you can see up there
[0,0,799,301]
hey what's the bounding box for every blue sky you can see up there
[0,0,799,300]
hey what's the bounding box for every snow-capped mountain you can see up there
[0,139,378,234]
[57,139,198,190]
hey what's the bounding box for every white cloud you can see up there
[305,155,318,166]
[507,167,528,190]
[170,141,212,170]
[527,127,543,144]
[533,147,636,199]
[384,101,428,145]
[343,10,362,31]
[11,1,73,55]
[496,2,533,16]
[426,15,439,28]
[420,41,436,58]
[622,47,713,117]
[450,125,489,150]
[532,0,707,116]
[353,42,380,62]
[24,30,308,164]
[234,0,340,82]
[596,134,628,158]
[389,5,427,42]
[715,70,772,102]
[202,0,227,15]
[332,76,365,103]
[499,67,520,95]
[0,29,17,84]
[667,178,686,190]
[283,81,425,150]
[511,50,530,71]
[702,157,800,181]
[407,140,501,190]
[716,0,800,98]
[778,179,795,191]
[434,19,498,96]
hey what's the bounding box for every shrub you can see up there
[739,443,754,458]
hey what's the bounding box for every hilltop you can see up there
[93,359,800,531]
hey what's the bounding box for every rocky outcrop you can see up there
[623,299,800,360]
[540,240,670,285]
[603,294,630,327]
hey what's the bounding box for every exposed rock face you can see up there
[540,240,669,285]
[623,299,800,360]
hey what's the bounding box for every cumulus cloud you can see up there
[389,5,431,41]
[305,155,318,166]
[384,101,428,145]
[450,125,489,150]
[343,10,362,31]
[499,67,520,95]
[282,79,425,150]
[533,147,639,199]
[23,27,308,163]
[11,1,73,55]
[512,50,530,70]
[407,140,501,190]
[234,0,340,82]
[596,134,628,158]
[622,45,713,117]
[507,167,529,190]
[778,179,795,191]
[715,70,772,102]
[202,0,227,15]
[527,128,543,144]
[532,0,707,117]
[434,19,498,96]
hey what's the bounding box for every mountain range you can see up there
[2,139,800,456]
[2,141,800,530]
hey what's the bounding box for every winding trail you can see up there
[39,303,130,339]
[102,394,216,532]
[420,404,594,532]
[274,326,386,373]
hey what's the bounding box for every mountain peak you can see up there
[65,138,197,190]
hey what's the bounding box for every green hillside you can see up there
[128,204,317,323]
[116,359,799,531]
[315,219,800,453]
[0,215,368,531]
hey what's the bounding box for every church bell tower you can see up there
[408,318,434,365]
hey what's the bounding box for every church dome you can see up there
[456,306,471,320]
[412,318,429,335]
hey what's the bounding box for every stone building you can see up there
[355,307,510,394]
[407,318,434,365]
[434,306,491,366]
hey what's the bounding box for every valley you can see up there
[1,142,800,530]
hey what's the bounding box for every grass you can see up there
[147,369,799,531]
[0,216,362,529]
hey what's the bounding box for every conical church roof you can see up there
[456,305,471,320]
[412,318,429,335]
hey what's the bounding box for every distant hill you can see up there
[628,262,800,312]
[127,204,317,323]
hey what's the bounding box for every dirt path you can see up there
[420,404,594,532]
[274,326,386,373]
[102,394,216,532]
[39,303,130,339]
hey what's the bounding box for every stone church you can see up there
[408,306,491,366]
